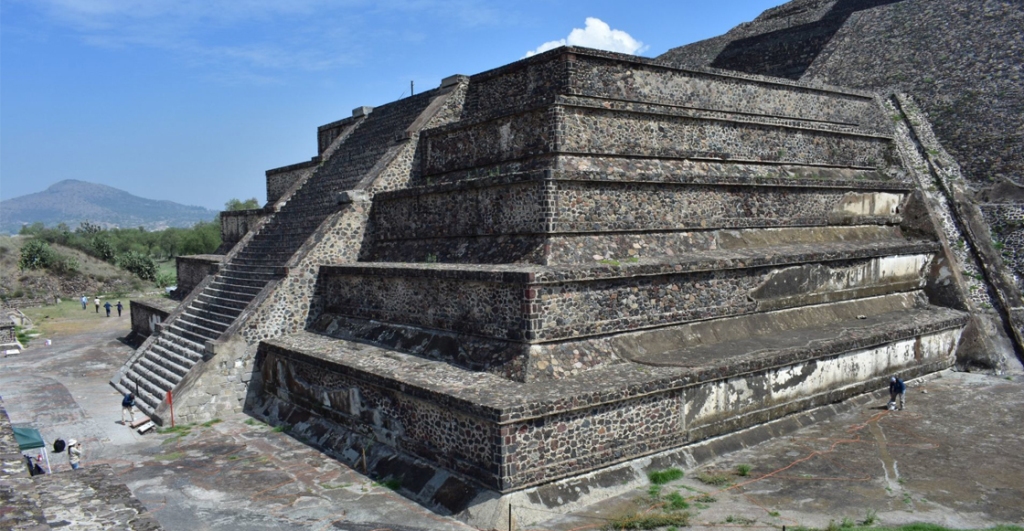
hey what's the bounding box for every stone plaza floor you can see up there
[2,305,1022,530]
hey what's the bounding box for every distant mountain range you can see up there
[1,180,219,234]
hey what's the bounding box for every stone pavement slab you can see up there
[525,371,1024,530]
[4,306,1023,531]
[0,314,473,531]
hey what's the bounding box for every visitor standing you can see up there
[68,439,82,470]
[94,297,100,313]
[104,301,112,317]
[121,393,136,425]
[116,301,124,317]
[889,375,906,410]
[81,295,88,310]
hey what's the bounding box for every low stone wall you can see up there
[129,298,178,339]
[174,254,222,300]
[266,161,318,205]
[220,209,267,250]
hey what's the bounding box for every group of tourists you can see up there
[80,295,123,317]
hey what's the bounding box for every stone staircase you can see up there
[113,88,454,419]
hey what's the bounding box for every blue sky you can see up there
[1,0,783,211]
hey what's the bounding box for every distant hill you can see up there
[1,180,219,234]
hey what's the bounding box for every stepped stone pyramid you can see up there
[658,0,1024,372]
[116,48,975,518]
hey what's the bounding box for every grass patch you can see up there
[647,467,684,485]
[769,511,781,517]
[736,464,752,476]
[153,451,184,461]
[696,470,733,487]
[605,512,690,530]
[795,525,1024,531]
[694,493,717,504]
[14,326,33,346]
[862,510,877,526]
[321,482,351,490]
[271,424,291,433]
[157,423,193,435]
[201,418,222,428]
[726,515,757,525]
[374,477,402,491]
[665,491,688,510]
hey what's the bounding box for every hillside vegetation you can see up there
[1,235,150,305]
[2,198,257,307]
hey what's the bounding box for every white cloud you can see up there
[524,17,647,58]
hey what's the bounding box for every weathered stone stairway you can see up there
[113,87,456,418]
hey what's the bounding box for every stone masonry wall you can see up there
[173,255,222,300]
[266,162,318,205]
[220,209,267,249]
[422,103,894,179]
[371,176,908,250]
[258,323,962,490]
[318,252,934,349]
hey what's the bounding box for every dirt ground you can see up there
[2,304,1023,531]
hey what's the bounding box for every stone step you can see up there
[128,364,176,392]
[145,346,194,378]
[208,279,263,296]
[165,324,215,349]
[123,367,170,402]
[155,335,204,362]
[202,285,259,305]
[316,238,941,344]
[113,379,160,415]
[184,304,238,326]
[213,272,272,289]
[137,357,182,389]
[169,320,222,343]
[195,292,250,311]
[182,306,235,327]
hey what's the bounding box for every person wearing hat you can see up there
[121,392,136,425]
[889,375,906,411]
[67,439,82,470]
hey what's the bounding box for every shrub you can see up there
[50,254,80,276]
[117,250,157,281]
[92,236,116,260]
[19,239,56,270]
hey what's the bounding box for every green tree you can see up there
[225,197,261,211]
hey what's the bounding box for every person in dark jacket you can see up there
[889,375,906,410]
[121,393,136,425]
[104,301,112,317]
[116,301,124,317]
